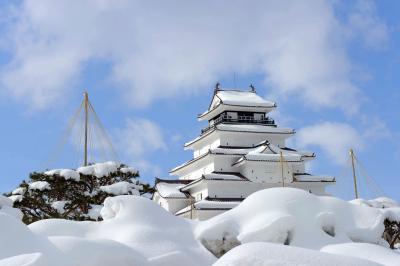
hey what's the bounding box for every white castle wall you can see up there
[238,161,294,183]
[181,162,214,180]
[207,180,261,198]
[194,138,220,158]
[219,131,286,148]
[153,194,191,214]
[192,131,289,158]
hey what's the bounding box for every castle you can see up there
[153,84,335,220]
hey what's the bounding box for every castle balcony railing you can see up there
[201,116,275,134]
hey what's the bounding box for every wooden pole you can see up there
[280,151,285,187]
[190,196,194,219]
[349,149,358,199]
[83,92,89,166]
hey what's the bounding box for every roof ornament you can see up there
[214,82,221,95]
[249,84,256,93]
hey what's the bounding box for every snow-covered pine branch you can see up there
[6,161,153,224]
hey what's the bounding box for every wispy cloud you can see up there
[0,0,388,112]
[347,0,389,50]
[295,122,364,165]
[113,118,167,176]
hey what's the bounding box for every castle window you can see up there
[196,193,203,201]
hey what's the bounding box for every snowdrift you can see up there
[214,242,382,266]
[196,187,400,255]
[0,188,399,266]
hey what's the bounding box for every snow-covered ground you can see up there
[1,188,399,266]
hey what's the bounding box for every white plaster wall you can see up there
[289,182,330,196]
[195,138,221,157]
[213,155,242,173]
[291,162,306,174]
[181,161,214,180]
[165,198,191,214]
[153,194,168,210]
[207,180,261,198]
[153,193,191,214]
[185,182,209,201]
[190,131,221,152]
[177,209,227,221]
[239,161,294,183]
[220,131,286,147]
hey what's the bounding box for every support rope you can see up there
[42,101,84,169]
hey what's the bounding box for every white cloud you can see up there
[0,0,387,111]
[113,118,167,174]
[115,118,167,158]
[113,118,168,176]
[361,115,392,140]
[348,0,389,49]
[296,122,364,165]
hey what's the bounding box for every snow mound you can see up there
[1,188,399,265]
[321,242,400,266]
[350,197,399,209]
[0,213,63,265]
[27,195,215,266]
[196,188,400,256]
[0,253,46,266]
[0,195,22,220]
[214,242,382,266]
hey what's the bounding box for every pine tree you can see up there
[6,162,153,224]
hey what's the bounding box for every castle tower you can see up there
[153,85,335,220]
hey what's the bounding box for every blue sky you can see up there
[0,0,399,201]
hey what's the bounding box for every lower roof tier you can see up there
[175,197,243,216]
[155,172,335,201]
[185,123,295,150]
[171,141,315,176]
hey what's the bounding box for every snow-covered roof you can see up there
[175,198,241,215]
[232,153,303,166]
[293,174,335,182]
[230,140,316,167]
[214,90,275,108]
[198,89,276,121]
[217,124,294,134]
[155,182,189,199]
[175,141,313,175]
[195,199,241,209]
[180,173,249,191]
[184,124,294,149]
[203,173,247,181]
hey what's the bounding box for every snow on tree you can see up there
[6,161,153,224]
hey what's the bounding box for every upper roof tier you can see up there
[198,89,276,121]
